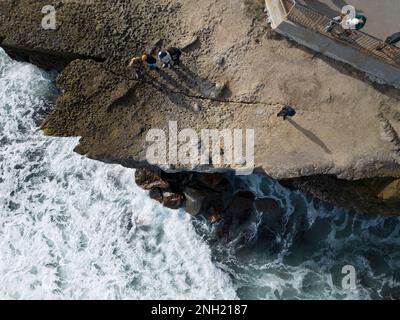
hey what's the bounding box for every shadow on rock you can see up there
[288,118,332,154]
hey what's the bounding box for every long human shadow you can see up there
[153,67,193,94]
[172,65,219,97]
[287,118,332,154]
[144,65,217,99]
[144,63,230,106]
[172,67,198,88]
[144,72,193,110]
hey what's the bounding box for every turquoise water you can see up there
[0,48,399,300]
[200,175,400,299]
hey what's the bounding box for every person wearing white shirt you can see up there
[158,51,173,68]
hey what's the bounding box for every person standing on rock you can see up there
[158,47,182,68]
[158,50,173,68]
[277,105,296,121]
[141,53,159,70]
[128,53,158,77]
[128,56,145,80]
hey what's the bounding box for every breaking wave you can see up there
[1,48,399,300]
[0,48,235,299]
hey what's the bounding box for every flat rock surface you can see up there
[1,0,400,181]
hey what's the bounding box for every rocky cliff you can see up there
[1,0,400,216]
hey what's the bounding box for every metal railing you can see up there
[280,0,400,68]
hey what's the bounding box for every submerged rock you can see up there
[255,197,284,236]
[227,191,255,221]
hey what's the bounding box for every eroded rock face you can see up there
[134,168,262,222]
[135,167,289,239]
[134,168,236,215]
[1,0,400,215]
[281,175,400,215]
[136,167,400,217]
[135,169,170,190]
[160,191,184,210]
[183,187,207,216]
[379,179,400,204]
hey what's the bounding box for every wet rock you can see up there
[196,173,227,190]
[149,186,184,210]
[135,169,170,190]
[209,191,256,240]
[281,176,400,215]
[227,191,255,220]
[207,207,222,223]
[183,187,207,216]
[134,169,247,221]
[255,197,284,235]
[149,188,163,203]
[162,190,184,210]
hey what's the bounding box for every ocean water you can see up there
[0,48,399,300]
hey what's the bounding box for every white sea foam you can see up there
[209,175,400,300]
[0,48,236,300]
[1,48,399,300]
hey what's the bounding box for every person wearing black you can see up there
[141,53,158,69]
[277,105,296,120]
[385,32,400,46]
[167,47,182,66]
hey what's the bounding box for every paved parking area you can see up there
[299,0,400,40]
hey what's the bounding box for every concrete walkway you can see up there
[299,0,400,40]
